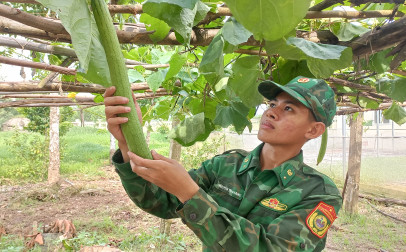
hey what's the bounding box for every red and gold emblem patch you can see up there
[297,78,310,83]
[306,202,337,238]
[260,198,287,211]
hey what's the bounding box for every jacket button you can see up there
[189,213,197,220]
[300,243,306,249]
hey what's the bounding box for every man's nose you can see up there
[265,106,279,120]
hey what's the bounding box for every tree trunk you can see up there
[48,106,60,184]
[343,112,364,214]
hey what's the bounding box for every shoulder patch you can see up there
[306,202,337,238]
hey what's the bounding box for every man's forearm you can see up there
[118,142,130,162]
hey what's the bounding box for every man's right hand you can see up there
[104,86,142,162]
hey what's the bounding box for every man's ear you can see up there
[305,122,326,140]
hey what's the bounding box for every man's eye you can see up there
[285,106,293,111]
[269,103,276,108]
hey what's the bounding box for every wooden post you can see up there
[80,108,85,127]
[160,118,181,236]
[48,106,60,184]
[109,133,115,164]
[343,112,364,214]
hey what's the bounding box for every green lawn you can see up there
[0,127,170,184]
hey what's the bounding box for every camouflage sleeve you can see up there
[176,189,341,252]
[112,149,180,219]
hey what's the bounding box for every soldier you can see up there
[104,76,342,251]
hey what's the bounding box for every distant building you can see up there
[1,117,30,131]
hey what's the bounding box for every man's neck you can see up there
[260,143,302,170]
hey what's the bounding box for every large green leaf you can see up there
[165,53,188,81]
[143,0,209,43]
[169,112,214,146]
[37,0,111,86]
[140,13,171,43]
[224,0,312,41]
[306,47,353,78]
[214,102,252,133]
[228,56,263,107]
[383,102,406,126]
[199,33,224,85]
[222,18,252,45]
[265,37,353,78]
[272,58,314,85]
[377,77,406,102]
[287,37,349,60]
[331,22,370,42]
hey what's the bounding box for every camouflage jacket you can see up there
[113,143,342,251]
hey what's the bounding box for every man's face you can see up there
[257,92,315,146]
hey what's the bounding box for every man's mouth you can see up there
[261,121,274,129]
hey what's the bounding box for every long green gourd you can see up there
[91,0,152,159]
[317,129,328,165]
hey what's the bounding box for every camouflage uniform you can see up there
[113,76,342,251]
[113,143,341,251]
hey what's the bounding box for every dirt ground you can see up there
[1,165,405,251]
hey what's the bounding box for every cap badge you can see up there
[297,78,310,83]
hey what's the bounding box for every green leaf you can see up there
[37,0,111,86]
[187,97,218,120]
[194,1,211,26]
[349,96,380,109]
[287,37,349,60]
[154,99,172,120]
[143,0,209,43]
[272,58,314,85]
[199,33,224,85]
[93,94,104,103]
[169,113,215,146]
[146,70,166,92]
[140,13,171,43]
[266,37,353,78]
[377,77,406,102]
[165,53,188,81]
[214,101,251,133]
[222,18,252,45]
[331,22,370,42]
[228,56,263,107]
[224,0,312,41]
[382,102,406,126]
[306,47,353,78]
[128,69,145,83]
[357,49,393,74]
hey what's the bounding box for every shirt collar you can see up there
[237,143,304,186]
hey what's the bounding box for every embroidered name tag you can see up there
[259,197,288,212]
[214,183,243,200]
[306,202,337,238]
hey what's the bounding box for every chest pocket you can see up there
[209,179,244,209]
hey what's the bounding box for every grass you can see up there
[0,127,170,183]
[328,202,406,251]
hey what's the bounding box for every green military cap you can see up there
[258,76,337,127]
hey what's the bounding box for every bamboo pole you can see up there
[0,56,76,75]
